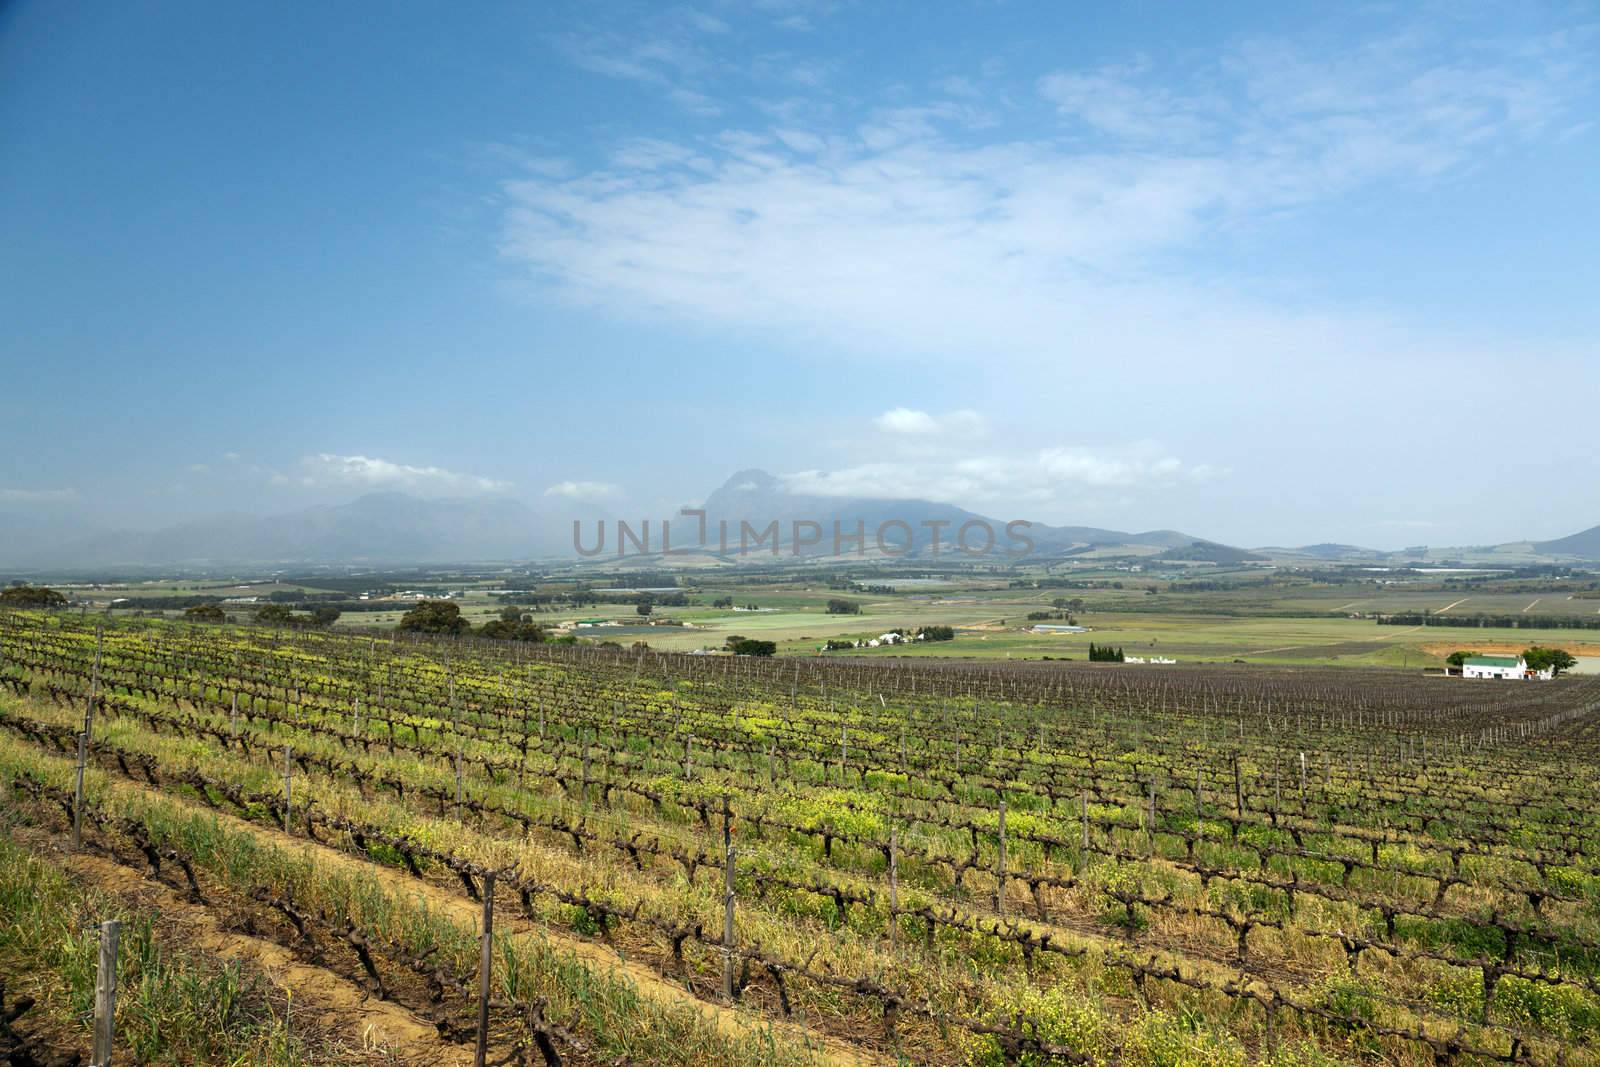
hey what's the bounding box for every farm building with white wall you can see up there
[1462,655,1553,680]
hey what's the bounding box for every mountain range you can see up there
[1532,525,1600,558]
[699,469,1197,556]
[0,492,591,569]
[1,469,1597,569]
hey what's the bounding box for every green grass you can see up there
[0,820,318,1065]
[0,739,826,1067]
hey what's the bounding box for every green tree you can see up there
[253,603,296,626]
[1445,650,1478,668]
[826,598,861,615]
[184,603,227,623]
[1524,646,1578,676]
[479,617,546,642]
[729,638,776,656]
[0,584,67,608]
[397,599,468,635]
[636,602,653,617]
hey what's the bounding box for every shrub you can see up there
[0,584,67,608]
[396,599,468,634]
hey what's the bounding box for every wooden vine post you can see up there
[455,746,465,818]
[721,794,737,1004]
[72,729,90,851]
[1233,753,1244,816]
[996,799,1007,915]
[283,745,294,834]
[474,870,496,1067]
[888,824,899,950]
[839,723,848,785]
[72,625,104,851]
[91,919,120,1067]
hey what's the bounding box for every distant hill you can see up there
[1155,540,1258,564]
[33,466,1595,568]
[1532,524,1600,558]
[697,469,1201,558]
[0,510,106,566]
[3,493,596,568]
[0,471,1210,570]
[1281,542,1386,560]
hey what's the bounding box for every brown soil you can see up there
[16,825,466,1065]
[77,775,887,1067]
[1420,640,1600,658]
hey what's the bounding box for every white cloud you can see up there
[873,408,986,436]
[1037,445,1184,487]
[296,454,510,495]
[544,480,620,499]
[503,26,1591,376]
[222,452,241,462]
[781,440,1211,505]
[0,487,77,503]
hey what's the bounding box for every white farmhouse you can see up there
[1462,655,1552,680]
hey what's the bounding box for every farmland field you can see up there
[4,608,1600,1064]
[61,560,1600,672]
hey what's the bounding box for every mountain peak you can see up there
[717,469,781,494]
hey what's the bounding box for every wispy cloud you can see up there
[873,408,986,436]
[295,454,510,495]
[505,24,1592,373]
[543,480,620,499]
[1039,62,1219,142]
[782,440,1214,505]
[554,8,741,117]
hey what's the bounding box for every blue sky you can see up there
[2,1,1597,548]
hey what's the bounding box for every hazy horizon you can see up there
[4,2,1598,551]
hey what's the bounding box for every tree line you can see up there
[1379,613,1600,631]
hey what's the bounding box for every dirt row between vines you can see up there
[75,771,887,1067]
[11,822,459,1065]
